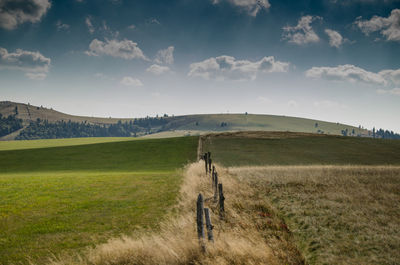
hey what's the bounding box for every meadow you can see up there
[202,131,400,166]
[0,137,137,151]
[0,136,198,264]
[201,132,400,264]
[230,166,400,265]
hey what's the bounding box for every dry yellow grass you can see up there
[47,162,304,265]
[229,165,400,265]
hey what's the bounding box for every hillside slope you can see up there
[0,101,369,140]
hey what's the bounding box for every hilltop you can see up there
[0,101,370,140]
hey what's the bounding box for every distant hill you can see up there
[0,101,371,140]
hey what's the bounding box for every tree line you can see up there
[15,117,169,140]
[0,114,23,137]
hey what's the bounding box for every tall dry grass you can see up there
[47,162,304,265]
[229,165,400,265]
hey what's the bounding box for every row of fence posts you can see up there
[196,151,225,252]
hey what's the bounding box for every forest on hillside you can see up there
[0,114,23,137]
[15,117,169,140]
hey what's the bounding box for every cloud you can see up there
[0,46,50,73]
[85,16,94,34]
[154,46,174,65]
[56,20,70,31]
[128,24,136,30]
[377,88,400,96]
[0,47,50,80]
[120,76,143,87]
[25,72,46,80]
[146,18,160,25]
[282,15,322,45]
[325,29,344,48]
[305,64,388,85]
[212,0,271,16]
[355,9,400,42]
[188,55,289,81]
[0,0,51,30]
[378,69,400,85]
[86,39,147,60]
[146,64,171,75]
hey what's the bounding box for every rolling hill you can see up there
[0,101,370,140]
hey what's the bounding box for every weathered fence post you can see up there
[197,194,206,252]
[204,208,214,242]
[218,183,225,218]
[208,158,212,174]
[212,165,215,176]
[212,171,215,189]
[214,173,218,202]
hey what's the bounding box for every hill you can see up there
[0,101,371,140]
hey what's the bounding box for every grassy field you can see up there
[202,132,400,167]
[230,166,400,265]
[0,136,198,264]
[167,114,367,136]
[0,137,137,151]
[201,132,400,264]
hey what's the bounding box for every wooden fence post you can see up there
[214,173,218,202]
[208,158,212,174]
[212,171,215,189]
[218,183,225,218]
[197,194,206,252]
[204,208,214,242]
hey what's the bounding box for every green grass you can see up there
[0,137,138,151]
[0,136,198,264]
[203,134,400,166]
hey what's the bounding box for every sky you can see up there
[0,0,400,132]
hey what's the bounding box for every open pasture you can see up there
[0,136,198,264]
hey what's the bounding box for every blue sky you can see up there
[0,0,399,132]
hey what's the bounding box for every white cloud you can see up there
[155,46,174,65]
[86,39,147,60]
[0,0,51,30]
[325,29,344,48]
[305,64,387,85]
[377,88,400,96]
[379,69,400,85]
[0,46,50,73]
[0,47,50,80]
[85,16,94,34]
[56,20,70,31]
[282,15,321,45]
[25,72,46,80]
[146,18,160,25]
[355,9,400,42]
[128,24,136,30]
[120,76,143,87]
[212,0,271,16]
[188,55,289,81]
[146,64,171,75]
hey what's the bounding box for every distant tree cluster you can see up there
[375,128,400,139]
[15,116,170,140]
[0,114,23,137]
[341,126,400,139]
